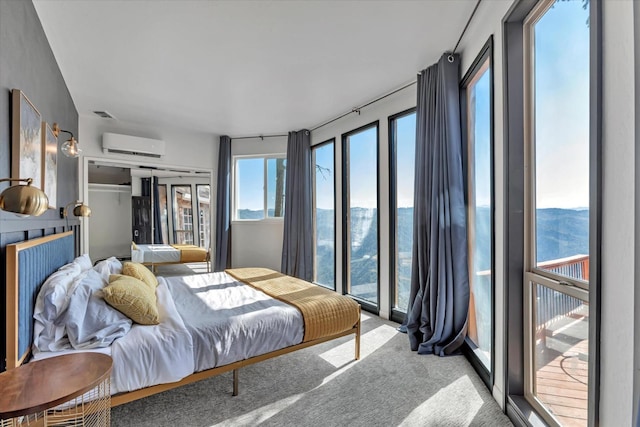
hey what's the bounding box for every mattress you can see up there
[163,272,304,372]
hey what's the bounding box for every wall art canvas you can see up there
[42,122,57,209]
[12,89,42,190]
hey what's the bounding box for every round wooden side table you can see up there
[0,353,112,427]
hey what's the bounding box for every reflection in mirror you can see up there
[87,160,212,265]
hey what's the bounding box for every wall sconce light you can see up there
[60,200,92,220]
[52,123,81,158]
[0,178,49,216]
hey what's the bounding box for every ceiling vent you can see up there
[102,133,165,158]
[94,110,115,119]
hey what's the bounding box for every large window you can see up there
[312,139,335,289]
[461,38,494,377]
[524,1,590,426]
[172,185,194,244]
[234,156,286,220]
[389,109,416,320]
[342,122,379,309]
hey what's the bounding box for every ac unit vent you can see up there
[102,133,165,158]
[94,110,115,119]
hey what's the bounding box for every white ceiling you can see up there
[33,0,477,137]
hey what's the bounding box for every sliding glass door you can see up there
[524,1,590,425]
[342,122,379,310]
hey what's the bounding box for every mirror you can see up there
[87,160,212,263]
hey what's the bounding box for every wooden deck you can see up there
[535,310,589,427]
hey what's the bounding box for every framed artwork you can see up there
[42,122,57,209]
[12,89,42,190]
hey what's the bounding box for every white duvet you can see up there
[34,272,304,396]
[163,272,304,372]
[34,280,194,395]
[131,244,180,264]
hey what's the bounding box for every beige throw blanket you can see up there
[225,267,360,342]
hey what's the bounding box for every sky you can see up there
[237,157,264,211]
[534,0,590,209]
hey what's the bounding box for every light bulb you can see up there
[61,137,81,158]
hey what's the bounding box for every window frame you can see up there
[502,0,601,426]
[232,154,287,222]
[196,183,211,249]
[459,36,495,390]
[171,184,195,244]
[341,120,380,314]
[311,138,337,290]
[388,107,416,324]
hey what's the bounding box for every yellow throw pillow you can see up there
[122,262,158,289]
[103,275,159,325]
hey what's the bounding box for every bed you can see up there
[131,242,211,272]
[5,232,361,407]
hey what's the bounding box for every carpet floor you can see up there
[111,312,512,427]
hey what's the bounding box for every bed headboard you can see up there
[5,231,74,369]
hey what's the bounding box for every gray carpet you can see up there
[111,313,512,427]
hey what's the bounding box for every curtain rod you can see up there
[451,0,482,58]
[310,79,417,132]
[230,134,288,141]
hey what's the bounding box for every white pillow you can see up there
[93,257,123,284]
[63,269,132,349]
[72,254,93,272]
[33,262,83,352]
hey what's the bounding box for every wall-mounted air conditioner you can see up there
[102,133,165,158]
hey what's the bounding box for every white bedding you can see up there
[163,272,304,372]
[33,280,194,395]
[131,244,180,264]
[33,271,303,396]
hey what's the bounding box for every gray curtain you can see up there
[281,130,313,281]
[152,177,163,244]
[214,135,231,271]
[402,53,470,356]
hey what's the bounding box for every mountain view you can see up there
[314,206,590,309]
[241,206,589,310]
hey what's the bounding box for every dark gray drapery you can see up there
[152,177,163,244]
[403,53,470,356]
[214,135,232,271]
[281,130,313,281]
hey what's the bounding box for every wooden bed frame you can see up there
[5,232,361,407]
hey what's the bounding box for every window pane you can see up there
[345,126,378,304]
[237,158,265,220]
[158,184,169,244]
[197,185,210,248]
[173,185,194,244]
[532,282,588,426]
[533,0,589,282]
[467,60,492,370]
[392,112,415,312]
[267,158,286,218]
[526,1,590,425]
[313,142,335,289]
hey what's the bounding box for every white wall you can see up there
[230,136,287,270]
[78,115,219,256]
[601,1,636,425]
[454,0,513,409]
[88,183,132,261]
